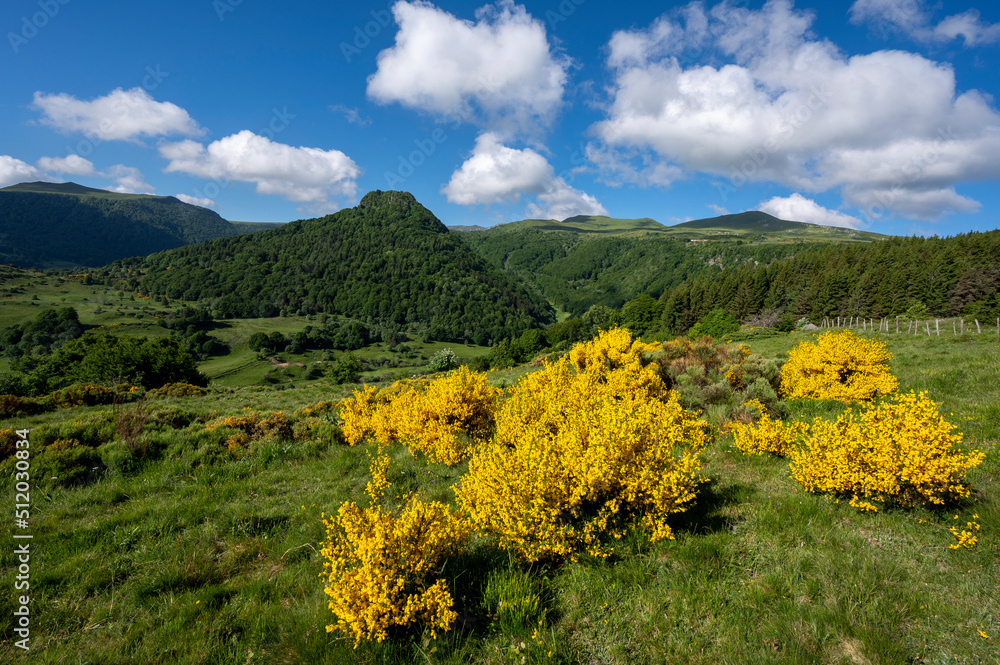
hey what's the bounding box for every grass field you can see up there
[0,267,494,390]
[1,328,997,664]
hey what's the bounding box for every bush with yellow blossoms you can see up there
[781,330,898,401]
[320,449,470,646]
[339,366,500,465]
[457,328,707,562]
[729,399,805,457]
[205,409,293,452]
[788,391,984,511]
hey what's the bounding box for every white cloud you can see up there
[104,165,155,194]
[175,193,216,208]
[590,0,1000,221]
[33,88,203,141]
[442,132,606,219]
[840,184,981,220]
[367,0,569,134]
[526,179,608,220]
[442,132,551,204]
[160,130,361,210]
[706,203,729,216]
[0,155,45,187]
[758,193,864,229]
[933,10,1000,46]
[329,104,371,126]
[849,0,1000,46]
[37,154,96,176]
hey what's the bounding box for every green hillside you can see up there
[665,211,886,242]
[229,220,286,234]
[120,190,554,343]
[0,181,243,268]
[481,215,667,234]
[456,210,887,242]
[656,230,1000,330]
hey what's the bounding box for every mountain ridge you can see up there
[0,181,277,269]
[127,190,554,343]
[451,210,888,241]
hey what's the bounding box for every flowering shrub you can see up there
[320,450,469,645]
[788,391,984,511]
[339,366,500,465]
[49,383,116,408]
[0,429,18,462]
[656,337,785,425]
[206,410,293,452]
[729,399,804,457]
[457,329,707,562]
[780,331,898,401]
[148,382,205,398]
[0,394,49,418]
[294,401,339,419]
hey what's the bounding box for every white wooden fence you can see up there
[817,316,1000,336]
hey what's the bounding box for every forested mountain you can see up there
[656,231,1000,331]
[121,190,554,344]
[461,228,843,316]
[0,182,248,268]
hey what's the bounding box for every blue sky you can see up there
[2,0,999,236]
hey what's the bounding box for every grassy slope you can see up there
[0,330,997,664]
[0,268,495,389]
[1,181,158,200]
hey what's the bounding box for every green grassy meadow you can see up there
[1,325,997,664]
[0,268,492,389]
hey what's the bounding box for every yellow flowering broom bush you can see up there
[781,330,898,401]
[320,450,470,646]
[205,409,293,452]
[457,328,707,562]
[788,391,985,511]
[339,366,500,465]
[729,399,805,457]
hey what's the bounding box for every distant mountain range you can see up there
[0,181,884,276]
[0,182,279,269]
[452,211,887,242]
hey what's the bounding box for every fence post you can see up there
[926,322,930,336]
[936,319,939,336]
[961,319,964,335]
[976,319,981,334]
[954,320,957,335]
[896,316,899,334]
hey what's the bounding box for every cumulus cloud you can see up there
[160,130,361,210]
[103,165,155,194]
[443,132,606,219]
[175,193,216,208]
[36,154,96,176]
[849,0,1000,46]
[590,0,1000,221]
[442,133,551,204]
[367,0,569,134]
[33,88,203,141]
[526,180,607,220]
[758,193,864,229]
[0,155,45,187]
